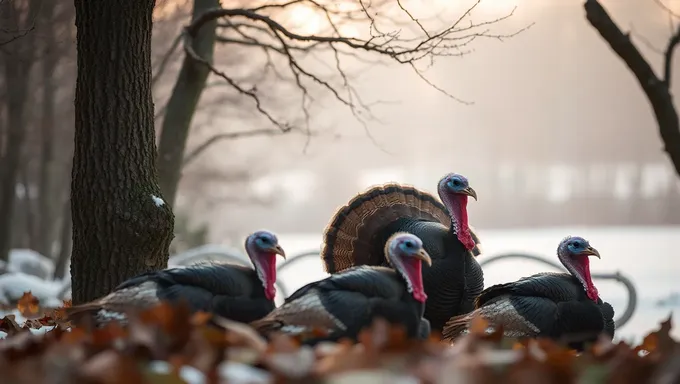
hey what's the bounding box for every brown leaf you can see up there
[468,313,490,335]
[0,315,24,336]
[190,311,212,327]
[16,292,40,318]
[78,350,146,384]
[210,315,268,353]
[636,314,676,355]
[315,343,377,376]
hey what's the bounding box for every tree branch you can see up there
[0,25,34,46]
[584,0,680,178]
[664,23,680,84]
[178,1,528,154]
[182,128,288,168]
[151,34,181,88]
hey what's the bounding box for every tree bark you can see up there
[157,0,219,208]
[72,0,175,304]
[36,0,58,257]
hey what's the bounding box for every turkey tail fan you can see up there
[250,318,284,335]
[64,303,98,319]
[441,312,474,341]
[321,184,450,273]
[64,302,113,326]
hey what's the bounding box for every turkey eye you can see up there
[404,241,413,248]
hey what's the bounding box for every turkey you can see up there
[251,233,432,344]
[66,230,286,326]
[320,173,484,333]
[442,236,615,350]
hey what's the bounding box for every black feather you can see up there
[321,184,484,334]
[253,266,427,344]
[444,272,616,349]
[70,263,275,325]
[369,218,484,331]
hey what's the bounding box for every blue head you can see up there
[437,173,477,201]
[245,230,286,300]
[558,236,600,259]
[557,236,601,301]
[385,233,432,303]
[436,173,477,251]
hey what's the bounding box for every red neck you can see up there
[572,256,599,302]
[445,195,475,251]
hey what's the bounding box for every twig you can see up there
[182,128,288,168]
[0,25,35,46]
[180,1,526,153]
[664,23,680,84]
[653,0,680,20]
[151,34,182,88]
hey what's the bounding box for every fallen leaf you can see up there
[17,292,40,318]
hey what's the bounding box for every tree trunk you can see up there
[53,195,72,280]
[36,0,58,258]
[157,0,219,208]
[0,59,29,263]
[71,0,175,304]
[0,0,39,262]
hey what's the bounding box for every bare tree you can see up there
[157,0,220,208]
[71,0,174,303]
[0,0,41,262]
[585,0,680,178]
[154,0,527,208]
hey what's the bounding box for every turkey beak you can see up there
[461,186,477,201]
[582,246,600,259]
[268,245,286,259]
[415,249,432,267]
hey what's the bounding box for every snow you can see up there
[151,194,165,207]
[148,361,207,384]
[147,360,275,384]
[218,362,272,384]
[0,273,66,307]
[0,249,55,280]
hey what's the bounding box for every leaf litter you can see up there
[0,292,677,383]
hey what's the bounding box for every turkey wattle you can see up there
[251,233,433,344]
[442,236,615,350]
[321,173,484,333]
[66,230,286,325]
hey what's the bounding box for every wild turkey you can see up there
[251,233,432,344]
[320,173,484,333]
[442,236,615,350]
[66,230,286,325]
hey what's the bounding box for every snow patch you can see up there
[0,273,65,306]
[151,194,165,207]
[0,249,55,280]
[148,361,207,384]
[218,361,272,384]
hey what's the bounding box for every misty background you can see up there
[1,0,679,340]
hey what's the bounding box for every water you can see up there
[272,226,680,342]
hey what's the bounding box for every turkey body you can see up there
[68,263,275,325]
[252,266,428,343]
[369,218,484,332]
[443,272,615,349]
[322,184,484,332]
